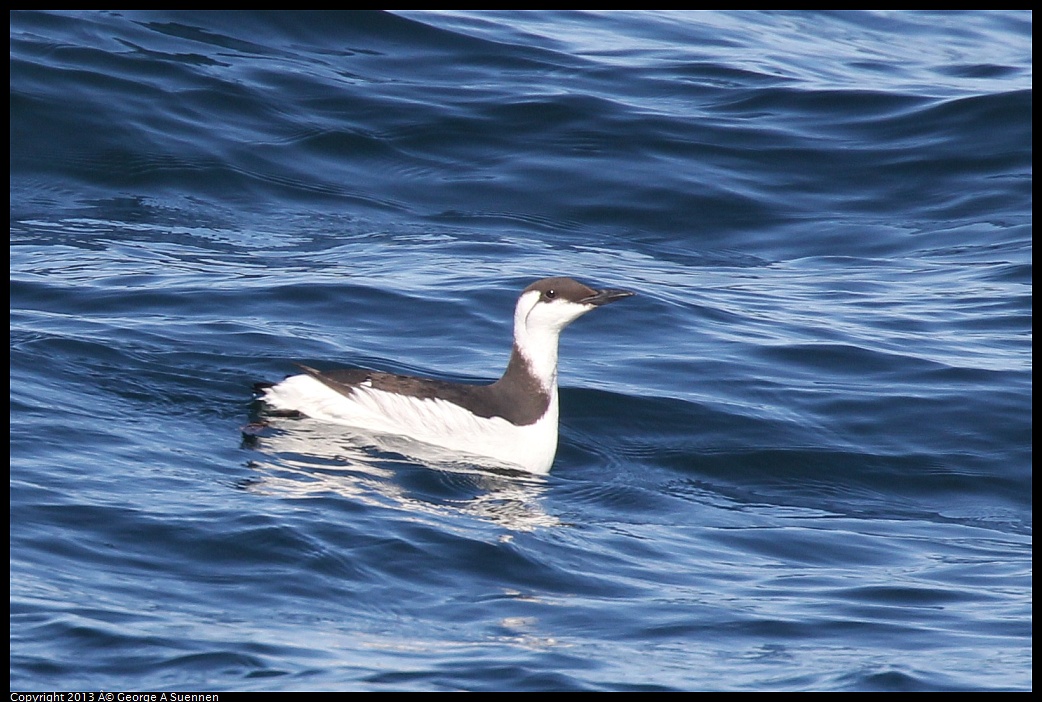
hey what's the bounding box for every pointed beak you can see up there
[582,287,635,306]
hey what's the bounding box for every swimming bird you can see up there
[258,277,633,473]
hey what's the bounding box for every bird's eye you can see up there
[544,289,557,300]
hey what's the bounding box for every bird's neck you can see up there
[506,326,560,393]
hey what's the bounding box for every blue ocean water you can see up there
[9,10,1031,692]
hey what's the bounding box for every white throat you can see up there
[511,289,591,393]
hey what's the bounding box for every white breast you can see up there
[263,374,560,474]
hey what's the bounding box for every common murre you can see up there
[258,277,633,474]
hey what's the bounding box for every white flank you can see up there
[263,374,560,474]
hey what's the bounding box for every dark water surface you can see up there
[10,11,1031,691]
